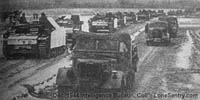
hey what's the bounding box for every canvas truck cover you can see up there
[47,17,66,49]
[75,32,131,50]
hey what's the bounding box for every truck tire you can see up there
[56,68,73,97]
[146,40,151,46]
[126,71,135,91]
[58,86,72,98]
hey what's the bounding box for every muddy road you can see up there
[1,17,200,100]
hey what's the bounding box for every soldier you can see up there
[19,13,27,24]
[33,13,38,19]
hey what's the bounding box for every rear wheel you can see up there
[146,40,152,46]
[3,42,10,59]
[125,71,135,91]
[58,86,73,98]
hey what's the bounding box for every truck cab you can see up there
[56,33,139,96]
[158,16,179,38]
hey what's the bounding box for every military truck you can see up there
[157,10,166,17]
[124,12,137,25]
[145,21,171,45]
[88,13,118,33]
[56,32,139,96]
[56,15,83,49]
[114,12,126,27]
[23,32,139,99]
[158,16,179,38]
[136,10,150,22]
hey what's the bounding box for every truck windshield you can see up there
[97,39,118,50]
[76,39,118,51]
[149,22,167,28]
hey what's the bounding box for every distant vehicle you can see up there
[145,21,170,45]
[124,12,137,25]
[3,17,66,58]
[71,15,83,32]
[56,32,139,96]
[137,10,150,22]
[158,16,179,38]
[148,10,158,18]
[56,15,83,49]
[157,10,166,17]
[88,13,118,33]
[23,32,139,99]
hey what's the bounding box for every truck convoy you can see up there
[145,21,171,45]
[88,13,118,33]
[23,32,139,99]
[3,17,66,58]
[158,16,179,38]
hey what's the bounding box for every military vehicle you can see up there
[3,17,66,58]
[124,12,137,25]
[145,21,171,45]
[56,15,83,49]
[114,12,126,27]
[157,10,166,17]
[158,16,179,38]
[56,32,139,95]
[136,10,150,22]
[23,32,139,99]
[88,13,118,33]
[148,10,158,18]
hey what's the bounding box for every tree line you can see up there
[1,0,200,10]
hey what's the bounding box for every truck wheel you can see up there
[58,86,72,98]
[146,41,151,46]
[121,75,127,89]
[126,71,135,91]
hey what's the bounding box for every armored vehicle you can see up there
[124,12,137,25]
[3,17,66,58]
[88,13,118,33]
[145,21,171,45]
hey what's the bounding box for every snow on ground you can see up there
[0,56,72,100]
[175,30,193,69]
[178,18,200,28]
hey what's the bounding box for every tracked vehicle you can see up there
[3,17,66,58]
[137,10,150,22]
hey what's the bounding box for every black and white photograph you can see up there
[0,0,200,100]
